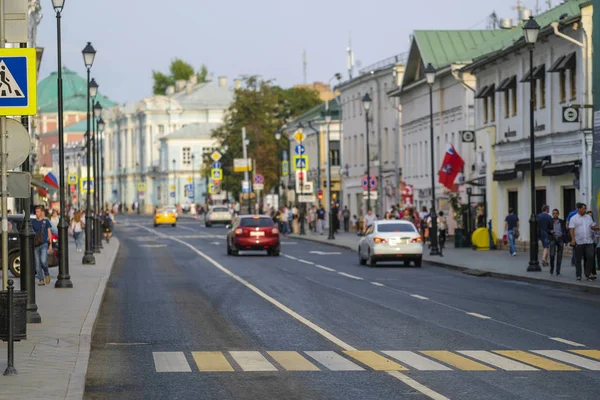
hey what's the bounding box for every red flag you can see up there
[438,145,464,189]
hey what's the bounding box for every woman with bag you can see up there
[70,211,84,252]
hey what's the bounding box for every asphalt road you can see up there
[84,215,600,400]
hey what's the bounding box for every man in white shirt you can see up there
[569,202,598,281]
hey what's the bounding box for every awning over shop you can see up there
[493,169,518,182]
[514,156,551,172]
[542,160,581,177]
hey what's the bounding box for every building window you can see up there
[483,97,489,123]
[330,141,341,166]
[490,92,496,122]
[476,84,495,123]
[539,72,546,109]
[570,67,577,100]
[559,70,567,103]
[497,77,516,118]
[511,87,517,116]
[504,90,510,118]
[508,191,518,216]
[182,147,191,165]
[549,52,575,104]
[158,125,165,135]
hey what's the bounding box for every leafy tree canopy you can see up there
[152,58,210,95]
[211,76,321,199]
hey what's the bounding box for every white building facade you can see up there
[338,55,405,217]
[465,1,592,241]
[102,76,235,213]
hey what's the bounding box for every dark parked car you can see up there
[2,215,58,277]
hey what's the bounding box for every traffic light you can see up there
[317,189,323,200]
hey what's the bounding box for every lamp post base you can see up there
[527,213,541,272]
[429,247,440,256]
[82,251,96,265]
[527,262,542,272]
[54,275,73,288]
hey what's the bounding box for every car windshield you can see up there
[212,208,228,213]
[239,217,274,227]
[377,223,417,233]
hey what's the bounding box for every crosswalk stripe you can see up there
[267,351,320,371]
[493,351,579,371]
[532,350,600,370]
[153,352,192,372]
[383,351,452,371]
[420,351,495,371]
[344,350,408,371]
[570,350,600,361]
[229,351,278,372]
[305,351,365,371]
[192,351,234,372]
[458,351,538,371]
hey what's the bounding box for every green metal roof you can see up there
[413,30,504,70]
[286,100,341,129]
[37,67,117,113]
[41,119,89,136]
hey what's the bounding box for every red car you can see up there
[227,215,280,256]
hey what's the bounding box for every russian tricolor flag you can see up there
[43,172,59,189]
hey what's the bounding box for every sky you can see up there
[36,0,542,104]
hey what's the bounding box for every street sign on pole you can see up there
[81,178,95,194]
[293,155,309,171]
[254,183,264,190]
[137,182,146,192]
[294,144,305,155]
[296,180,313,194]
[298,195,316,203]
[0,171,30,198]
[294,131,306,143]
[211,168,223,180]
[5,0,29,44]
[234,158,252,172]
[0,48,37,116]
[282,160,289,176]
[363,191,378,199]
[212,161,222,169]
[362,175,378,191]
[254,174,264,184]
[210,151,222,162]
[67,174,78,185]
[6,118,30,169]
[241,180,251,193]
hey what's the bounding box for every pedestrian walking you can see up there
[342,206,350,232]
[363,209,376,233]
[49,209,59,235]
[549,209,568,276]
[567,207,578,266]
[438,211,447,249]
[317,205,326,235]
[101,210,114,243]
[32,205,52,286]
[538,205,553,267]
[70,211,84,252]
[504,208,519,256]
[569,203,598,281]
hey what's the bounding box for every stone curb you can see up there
[290,235,600,295]
[65,238,121,400]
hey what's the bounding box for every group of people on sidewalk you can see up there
[504,202,600,282]
[31,205,115,286]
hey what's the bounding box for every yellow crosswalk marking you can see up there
[344,351,408,371]
[192,351,234,372]
[570,350,600,361]
[493,351,579,371]
[267,351,320,371]
[420,351,495,371]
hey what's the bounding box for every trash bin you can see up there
[0,290,27,341]
[454,228,470,248]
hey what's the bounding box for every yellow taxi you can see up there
[153,206,177,227]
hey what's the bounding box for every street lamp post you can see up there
[221,142,229,204]
[191,154,196,203]
[81,42,96,265]
[324,109,335,240]
[362,94,372,212]
[424,63,440,256]
[524,16,542,272]
[54,0,72,288]
[297,123,306,235]
[275,129,282,207]
[93,100,103,251]
[98,117,105,215]
[172,159,177,205]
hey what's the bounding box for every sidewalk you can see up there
[0,237,120,400]
[290,231,600,294]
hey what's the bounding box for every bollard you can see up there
[4,279,16,375]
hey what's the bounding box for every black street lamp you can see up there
[424,63,440,256]
[81,42,96,265]
[362,93,372,212]
[54,0,73,287]
[275,129,282,206]
[98,117,105,215]
[297,123,306,235]
[93,100,103,251]
[324,109,335,240]
[191,154,196,202]
[524,16,542,272]
[221,142,229,203]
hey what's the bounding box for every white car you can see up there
[205,206,232,227]
[358,220,423,267]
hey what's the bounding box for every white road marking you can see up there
[284,255,298,260]
[139,225,355,351]
[458,351,538,371]
[386,371,450,400]
[338,272,363,280]
[532,350,600,370]
[305,351,364,371]
[310,251,342,255]
[371,282,385,287]
[467,312,491,320]
[139,244,168,248]
[298,259,314,265]
[315,265,336,272]
[410,294,429,300]
[383,351,451,371]
[229,351,278,372]
[549,337,585,347]
[281,242,297,245]
[153,352,192,372]
[211,242,220,245]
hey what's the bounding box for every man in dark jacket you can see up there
[550,208,569,276]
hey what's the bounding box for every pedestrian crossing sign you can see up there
[67,174,78,185]
[293,155,309,171]
[211,168,223,180]
[0,48,36,116]
[81,178,94,194]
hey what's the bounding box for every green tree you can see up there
[152,59,210,95]
[211,77,321,201]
